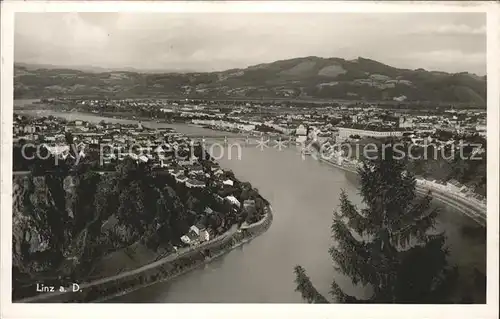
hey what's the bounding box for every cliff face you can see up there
[12,175,78,274]
[12,175,30,272]
[63,175,78,219]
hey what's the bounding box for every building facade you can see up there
[337,127,405,139]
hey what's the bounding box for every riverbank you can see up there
[310,154,486,302]
[313,155,486,227]
[98,209,272,303]
[15,105,271,138]
[18,207,273,303]
[15,105,175,126]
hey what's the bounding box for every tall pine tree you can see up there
[294,141,457,303]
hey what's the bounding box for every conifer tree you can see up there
[294,141,457,303]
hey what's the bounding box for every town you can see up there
[15,97,487,200]
[33,97,487,138]
[11,98,487,297]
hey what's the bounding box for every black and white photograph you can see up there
[1,1,499,318]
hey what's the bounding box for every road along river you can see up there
[15,108,486,303]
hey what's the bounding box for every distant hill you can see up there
[14,56,486,106]
[15,62,193,74]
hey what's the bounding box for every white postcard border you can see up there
[1,1,498,319]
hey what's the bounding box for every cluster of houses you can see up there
[178,193,257,247]
[14,113,269,251]
[34,97,487,140]
[14,114,211,170]
[176,176,263,247]
[164,162,215,189]
[417,178,486,205]
[330,154,486,205]
[13,114,65,143]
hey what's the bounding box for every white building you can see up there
[237,123,256,132]
[199,229,210,242]
[190,225,201,236]
[296,135,307,144]
[180,229,200,245]
[337,127,405,139]
[180,235,191,244]
[475,124,486,137]
[308,127,320,141]
[296,124,308,144]
[181,224,211,244]
[296,124,307,136]
[222,179,234,186]
[399,116,414,129]
[225,195,241,207]
[393,95,407,102]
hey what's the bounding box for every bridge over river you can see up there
[184,134,294,146]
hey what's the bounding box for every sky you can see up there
[14,12,487,75]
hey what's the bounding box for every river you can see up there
[14,107,486,303]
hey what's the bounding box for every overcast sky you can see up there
[15,12,486,74]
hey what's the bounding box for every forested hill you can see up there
[14,56,486,106]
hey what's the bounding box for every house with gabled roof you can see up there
[175,174,188,183]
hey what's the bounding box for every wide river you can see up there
[15,106,486,303]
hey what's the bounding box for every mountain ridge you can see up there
[15,62,195,74]
[14,56,486,106]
